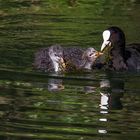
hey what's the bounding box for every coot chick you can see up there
[64,47,102,71]
[34,44,65,72]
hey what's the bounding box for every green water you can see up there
[0,0,140,139]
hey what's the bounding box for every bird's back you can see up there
[63,47,85,70]
[34,48,54,72]
[125,43,140,70]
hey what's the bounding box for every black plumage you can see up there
[101,26,140,71]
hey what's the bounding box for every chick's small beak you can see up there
[95,51,103,58]
[101,40,111,52]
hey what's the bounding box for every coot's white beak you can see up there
[101,40,111,52]
[101,30,111,52]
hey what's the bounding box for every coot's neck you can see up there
[83,61,93,70]
[109,42,127,70]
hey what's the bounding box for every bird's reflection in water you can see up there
[100,79,124,110]
[98,79,124,134]
[48,78,64,92]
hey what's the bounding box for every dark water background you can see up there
[0,0,140,139]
